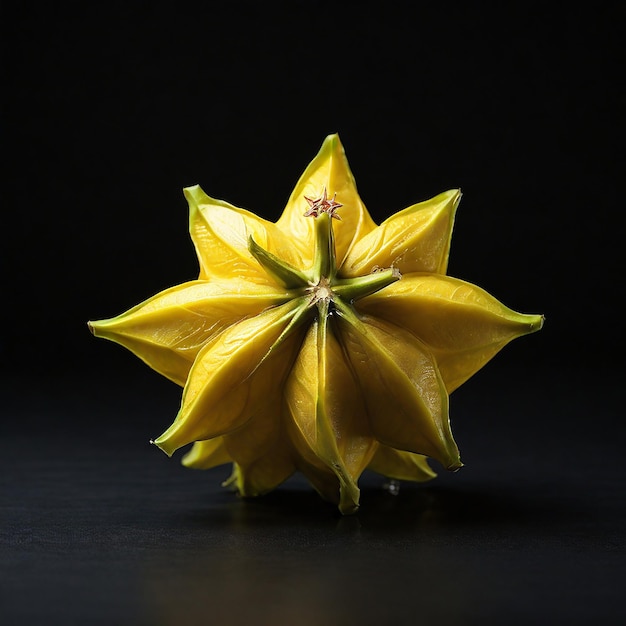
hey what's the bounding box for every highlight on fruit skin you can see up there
[89,133,543,515]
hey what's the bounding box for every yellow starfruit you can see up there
[89,134,543,514]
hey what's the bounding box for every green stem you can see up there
[312,213,336,283]
[333,267,401,302]
[248,296,313,376]
[248,236,310,288]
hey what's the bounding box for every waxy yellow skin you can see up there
[89,134,543,514]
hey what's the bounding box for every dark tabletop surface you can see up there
[2,363,624,626]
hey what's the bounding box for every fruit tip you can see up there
[531,314,545,332]
[447,460,464,472]
[150,436,175,457]
[321,132,343,155]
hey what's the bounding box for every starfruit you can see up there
[89,134,543,514]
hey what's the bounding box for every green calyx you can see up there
[249,199,401,319]
[248,236,310,289]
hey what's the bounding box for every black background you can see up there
[2,2,625,625]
